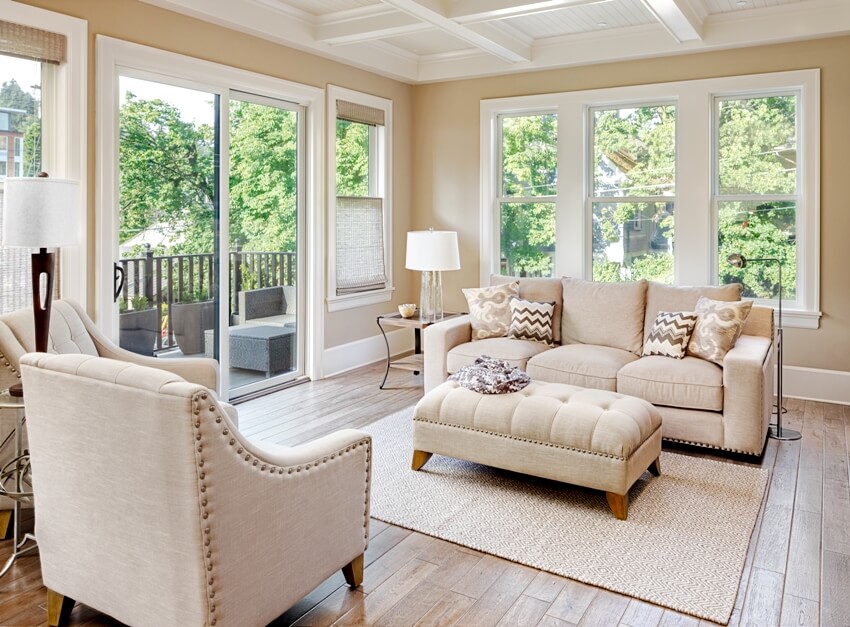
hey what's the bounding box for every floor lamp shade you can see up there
[2,177,80,355]
[406,230,461,321]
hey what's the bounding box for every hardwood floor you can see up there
[1,361,848,626]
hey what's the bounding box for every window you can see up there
[498,113,556,277]
[715,94,798,303]
[0,6,86,316]
[591,104,675,283]
[481,70,820,328]
[327,85,393,311]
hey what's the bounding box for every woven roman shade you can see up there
[336,196,387,295]
[336,100,385,127]
[0,20,66,64]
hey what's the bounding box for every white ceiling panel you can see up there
[140,0,850,83]
[281,0,381,16]
[704,0,810,14]
[381,29,473,55]
[504,0,655,39]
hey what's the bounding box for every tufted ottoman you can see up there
[412,380,663,519]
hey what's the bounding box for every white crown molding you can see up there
[139,0,850,84]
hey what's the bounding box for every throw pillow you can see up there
[508,298,555,346]
[687,297,754,365]
[462,282,519,340]
[643,311,699,359]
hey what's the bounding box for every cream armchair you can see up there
[20,353,371,627]
[0,299,221,538]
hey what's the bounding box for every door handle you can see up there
[113,263,125,303]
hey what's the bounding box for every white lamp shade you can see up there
[406,230,461,271]
[2,177,80,248]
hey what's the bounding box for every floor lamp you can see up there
[2,175,80,377]
[405,229,461,322]
[727,253,801,441]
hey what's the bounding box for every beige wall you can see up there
[18,0,417,350]
[413,36,850,373]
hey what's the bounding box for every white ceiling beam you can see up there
[449,0,613,24]
[316,9,428,45]
[382,0,532,62]
[640,0,703,42]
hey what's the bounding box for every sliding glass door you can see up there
[113,73,304,397]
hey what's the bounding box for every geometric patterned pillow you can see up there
[462,282,520,340]
[508,299,555,346]
[642,311,698,359]
[687,297,753,365]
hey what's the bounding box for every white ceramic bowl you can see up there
[398,304,416,318]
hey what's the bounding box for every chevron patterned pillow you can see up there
[508,299,555,346]
[643,311,699,359]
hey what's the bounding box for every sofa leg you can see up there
[411,450,432,471]
[342,554,364,588]
[648,457,661,476]
[0,510,11,540]
[47,589,75,627]
[606,492,628,520]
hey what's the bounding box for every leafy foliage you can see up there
[336,119,369,196]
[0,78,41,176]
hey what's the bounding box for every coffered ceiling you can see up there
[139,0,850,82]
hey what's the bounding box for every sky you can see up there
[120,75,216,125]
[0,54,42,103]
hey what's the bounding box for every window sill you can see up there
[327,287,395,312]
[779,309,821,330]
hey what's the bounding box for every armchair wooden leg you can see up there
[341,554,364,588]
[411,450,432,471]
[0,510,11,540]
[47,589,75,627]
[606,492,629,520]
[648,456,661,476]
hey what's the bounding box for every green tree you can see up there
[119,92,215,254]
[0,79,41,175]
[229,101,298,253]
[336,119,369,196]
[499,114,556,276]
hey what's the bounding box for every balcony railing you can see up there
[118,243,296,352]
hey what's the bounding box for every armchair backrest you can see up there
[21,353,213,626]
[0,300,98,391]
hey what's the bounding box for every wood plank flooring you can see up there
[1,362,849,626]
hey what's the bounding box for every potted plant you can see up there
[171,287,215,356]
[118,295,159,356]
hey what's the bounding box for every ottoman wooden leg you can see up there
[648,457,661,476]
[606,492,629,520]
[411,450,432,471]
[0,510,11,540]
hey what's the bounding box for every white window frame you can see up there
[0,0,87,305]
[326,84,394,312]
[96,36,325,388]
[480,69,820,329]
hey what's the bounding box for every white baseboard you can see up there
[783,365,850,406]
[322,328,414,379]
[322,333,850,406]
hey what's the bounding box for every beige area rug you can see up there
[363,408,769,625]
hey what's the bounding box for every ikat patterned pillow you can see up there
[463,282,519,340]
[687,297,753,365]
[642,311,698,359]
[508,298,555,347]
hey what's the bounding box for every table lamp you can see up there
[2,174,80,357]
[405,229,460,322]
[727,252,800,441]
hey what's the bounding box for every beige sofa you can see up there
[425,277,775,456]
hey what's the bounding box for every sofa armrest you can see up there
[424,315,472,393]
[722,334,774,454]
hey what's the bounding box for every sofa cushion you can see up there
[618,356,723,411]
[491,275,563,343]
[644,281,742,342]
[687,297,753,365]
[463,282,519,340]
[447,337,550,374]
[561,277,647,355]
[642,311,698,359]
[526,344,639,391]
[508,298,555,346]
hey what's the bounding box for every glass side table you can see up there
[0,388,37,577]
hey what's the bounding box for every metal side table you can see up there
[0,388,36,577]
